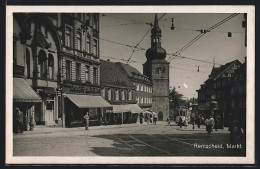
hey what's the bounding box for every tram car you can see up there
[176,108,190,126]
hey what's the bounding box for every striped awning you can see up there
[65,94,112,108]
[13,78,42,102]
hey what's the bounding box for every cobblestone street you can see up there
[13,122,245,156]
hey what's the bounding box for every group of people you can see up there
[140,114,157,125]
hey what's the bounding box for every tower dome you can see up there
[146,14,166,60]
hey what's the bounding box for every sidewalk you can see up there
[19,121,155,135]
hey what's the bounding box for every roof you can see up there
[204,60,240,84]
[66,94,112,108]
[13,78,42,102]
[100,60,135,88]
[115,62,151,83]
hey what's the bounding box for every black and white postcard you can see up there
[5,5,255,164]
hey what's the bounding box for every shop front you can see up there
[13,78,42,131]
[64,94,112,127]
[112,104,142,124]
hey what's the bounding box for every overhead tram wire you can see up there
[100,54,210,74]
[100,38,146,50]
[167,13,240,62]
[126,13,167,63]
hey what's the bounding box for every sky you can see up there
[99,13,246,99]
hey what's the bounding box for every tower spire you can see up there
[154,13,159,28]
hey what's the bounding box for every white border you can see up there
[6,5,255,164]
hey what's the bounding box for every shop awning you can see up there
[13,78,42,102]
[112,104,142,113]
[65,94,112,108]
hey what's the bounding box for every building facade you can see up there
[143,14,170,121]
[115,62,153,111]
[100,60,141,124]
[197,60,243,127]
[13,13,111,128]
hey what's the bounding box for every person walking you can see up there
[153,114,157,125]
[14,107,23,133]
[179,116,183,128]
[205,116,215,136]
[84,112,89,130]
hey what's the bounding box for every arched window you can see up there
[48,54,54,80]
[26,48,30,78]
[38,50,47,79]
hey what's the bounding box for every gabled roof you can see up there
[204,60,241,84]
[100,60,135,88]
[115,62,151,83]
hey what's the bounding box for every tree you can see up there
[169,87,185,109]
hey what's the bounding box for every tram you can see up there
[175,108,191,126]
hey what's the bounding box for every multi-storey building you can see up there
[115,62,153,111]
[197,60,243,127]
[231,57,246,130]
[100,60,142,124]
[13,13,111,129]
[143,14,170,121]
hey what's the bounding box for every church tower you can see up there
[143,14,170,121]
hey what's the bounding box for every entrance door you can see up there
[158,111,163,121]
[45,100,54,125]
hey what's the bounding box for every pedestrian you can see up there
[197,116,201,128]
[84,112,89,130]
[14,107,23,133]
[214,118,218,131]
[140,116,143,124]
[166,118,170,126]
[179,116,183,128]
[230,119,243,145]
[153,114,157,125]
[205,116,215,136]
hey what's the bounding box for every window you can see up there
[93,67,98,84]
[76,63,81,81]
[26,48,30,78]
[115,89,119,100]
[136,97,139,104]
[121,90,125,100]
[140,85,143,91]
[48,54,54,80]
[65,26,72,47]
[93,39,98,57]
[101,88,105,98]
[108,89,111,100]
[86,36,91,53]
[38,50,47,79]
[66,60,71,80]
[85,65,90,81]
[128,90,132,100]
[136,84,139,91]
[140,97,143,104]
[76,32,81,50]
[161,67,165,73]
